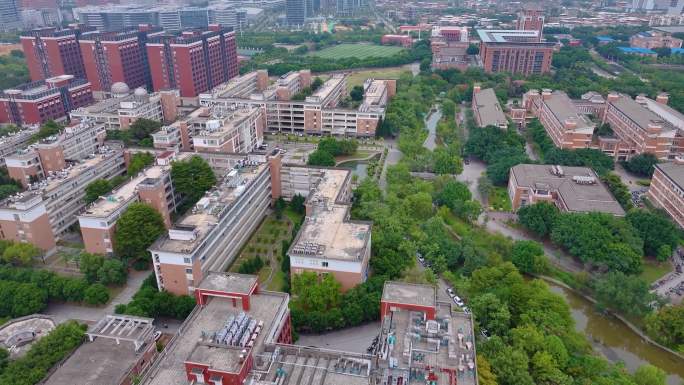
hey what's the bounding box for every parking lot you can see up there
[651,249,684,304]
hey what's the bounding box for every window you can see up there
[184,257,191,264]
[322,261,328,268]
[185,268,193,274]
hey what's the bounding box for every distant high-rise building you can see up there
[0,0,22,31]
[79,27,163,93]
[146,26,238,98]
[517,6,544,37]
[286,0,310,25]
[76,6,238,32]
[478,30,555,75]
[20,27,88,82]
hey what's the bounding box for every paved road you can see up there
[45,269,149,324]
[379,139,402,192]
[613,163,649,193]
[482,213,584,273]
[423,109,442,151]
[456,159,487,204]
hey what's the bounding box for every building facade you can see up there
[0,75,94,126]
[79,154,180,255]
[79,27,162,94]
[146,26,239,98]
[517,6,545,35]
[70,87,180,130]
[149,154,273,295]
[199,70,395,137]
[0,144,125,251]
[523,89,596,149]
[283,167,372,291]
[630,30,683,49]
[20,27,89,82]
[648,161,684,228]
[508,164,625,215]
[478,30,554,75]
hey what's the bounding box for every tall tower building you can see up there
[146,26,238,98]
[20,27,88,82]
[517,6,545,37]
[79,27,162,93]
[0,0,21,31]
[286,0,310,26]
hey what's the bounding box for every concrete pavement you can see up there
[296,322,380,353]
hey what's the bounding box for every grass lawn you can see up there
[640,258,672,283]
[345,66,409,91]
[309,44,405,60]
[488,187,512,212]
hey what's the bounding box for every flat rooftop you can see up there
[150,162,267,254]
[28,144,123,194]
[191,107,257,139]
[310,74,345,100]
[144,284,289,385]
[81,163,168,218]
[473,88,507,127]
[382,281,437,308]
[43,338,141,385]
[290,168,371,262]
[655,162,684,190]
[511,164,625,216]
[378,296,477,385]
[477,29,543,43]
[198,272,257,294]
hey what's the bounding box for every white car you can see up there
[447,288,454,295]
[454,295,462,303]
[462,306,470,313]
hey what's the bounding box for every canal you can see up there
[337,153,381,180]
[547,282,684,385]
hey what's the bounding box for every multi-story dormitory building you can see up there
[5,119,108,187]
[144,150,372,296]
[523,89,684,161]
[0,143,125,252]
[78,151,187,255]
[198,69,396,137]
[0,127,40,166]
[70,84,180,130]
[151,104,265,153]
[0,75,95,126]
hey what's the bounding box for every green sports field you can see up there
[309,44,405,59]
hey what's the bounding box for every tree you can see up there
[2,243,41,266]
[33,120,61,142]
[470,293,511,336]
[477,354,499,385]
[274,197,286,219]
[79,252,104,283]
[406,192,434,220]
[517,202,559,237]
[307,149,335,166]
[84,283,110,305]
[97,259,128,285]
[12,283,47,316]
[510,240,548,274]
[290,194,306,215]
[626,210,679,259]
[85,179,113,204]
[311,76,324,90]
[350,85,364,101]
[171,156,216,210]
[127,152,155,175]
[129,118,161,141]
[645,305,684,348]
[594,272,657,317]
[432,146,463,175]
[114,203,165,262]
[633,365,667,385]
[467,43,480,55]
[601,173,633,210]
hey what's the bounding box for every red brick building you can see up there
[380,34,413,47]
[478,30,554,75]
[20,27,89,82]
[517,6,545,35]
[146,26,238,98]
[0,75,94,126]
[79,27,163,94]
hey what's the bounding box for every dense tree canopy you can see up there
[626,210,679,260]
[85,179,114,204]
[114,203,165,262]
[171,156,217,211]
[645,304,684,350]
[307,149,336,166]
[127,152,155,176]
[517,202,559,237]
[115,273,195,319]
[593,272,658,317]
[622,154,658,177]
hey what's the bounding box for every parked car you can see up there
[447,288,454,295]
[154,331,162,341]
[462,306,470,313]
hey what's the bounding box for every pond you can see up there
[547,282,684,385]
[337,153,381,180]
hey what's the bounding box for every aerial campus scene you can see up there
[1,0,684,384]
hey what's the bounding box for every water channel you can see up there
[337,153,381,180]
[547,282,684,385]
